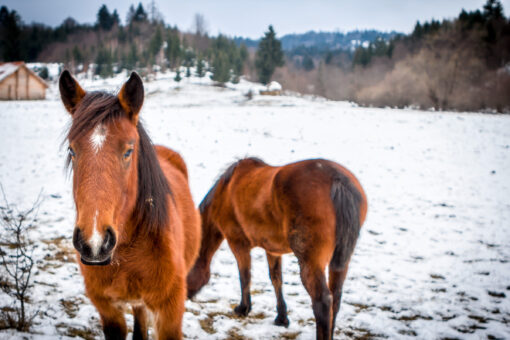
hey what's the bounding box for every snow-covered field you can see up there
[0,71,509,339]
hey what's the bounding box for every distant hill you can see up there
[234,30,401,52]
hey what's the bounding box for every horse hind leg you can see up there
[228,239,252,316]
[132,304,148,340]
[328,263,350,339]
[298,261,333,340]
[266,252,289,327]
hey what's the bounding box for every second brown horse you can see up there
[187,157,367,340]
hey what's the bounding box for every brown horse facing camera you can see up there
[59,71,201,340]
[187,157,367,340]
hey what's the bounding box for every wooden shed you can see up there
[0,62,49,100]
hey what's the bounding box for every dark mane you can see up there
[199,157,266,214]
[65,91,171,238]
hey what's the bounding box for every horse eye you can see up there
[69,147,76,158]
[123,148,134,159]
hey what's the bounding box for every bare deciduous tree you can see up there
[193,13,208,37]
[0,187,41,331]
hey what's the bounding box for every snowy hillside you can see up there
[0,71,509,339]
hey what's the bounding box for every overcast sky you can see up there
[4,0,510,38]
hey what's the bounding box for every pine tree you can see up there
[112,10,120,27]
[134,3,148,22]
[232,44,247,83]
[183,49,195,77]
[38,66,49,79]
[211,51,230,84]
[255,25,284,85]
[149,26,163,64]
[0,6,22,61]
[196,56,206,77]
[72,45,83,64]
[95,46,113,78]
[174,69,182,82]
[117,26,127,42]
[97,5,114,31]
[302,55,314,71]
[126,43,138,70]
[483,0,504,21]
[353,46,371,67]
[166,30,181,69]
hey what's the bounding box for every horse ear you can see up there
[118,72,144,125]
[59,70,86,114]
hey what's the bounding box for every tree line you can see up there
[269,0,510,112]
[0,3,284,86]
[4,1,506,111]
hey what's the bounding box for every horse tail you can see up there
[329,172,363,271]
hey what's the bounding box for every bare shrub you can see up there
[273,61,318,95]
[0,187,41,331]
[352,27,510,112]
[355,57,427,108]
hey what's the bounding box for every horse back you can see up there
[155,145,189,180]
[155,145,201,272]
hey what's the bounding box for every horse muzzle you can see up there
[73,226,116,266]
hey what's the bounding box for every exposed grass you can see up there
[41,236,75,263]
[226,326,249,340]
[251,288,265,295]
[56,323,98,340]
[199,317,216,335]
[281,331,301,339]
[340,326,388,339]
[59,297,85,319]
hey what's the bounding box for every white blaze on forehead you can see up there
[90,124,107,153]
[89,210,103,256]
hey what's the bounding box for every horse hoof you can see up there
[234,304,250,316]
[274,315,289,327]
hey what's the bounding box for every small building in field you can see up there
[0,62,49,100]
[260,81,282,96]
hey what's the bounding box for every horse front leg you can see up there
[228,239,252,316]
[148,281,187,340]
[266,252,289,327]
[89,295,127,340]
[132,304,148,340]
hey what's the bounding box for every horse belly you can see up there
[244,221,292,255]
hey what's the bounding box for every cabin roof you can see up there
[0,62,49,88]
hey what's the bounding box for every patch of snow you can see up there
[0,63,19,82]
[267,81,282,91]
[0,67,509,339]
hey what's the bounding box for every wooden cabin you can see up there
[260,81,282,96]
[0,62,49,100]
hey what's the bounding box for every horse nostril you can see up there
[73,227,93,258]
[101,226,116,253]
[72,227,83,252]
